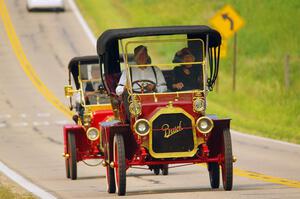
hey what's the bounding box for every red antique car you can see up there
[95,26,235,195]
[63,56,113,180]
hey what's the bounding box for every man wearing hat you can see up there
[116,45,167,95]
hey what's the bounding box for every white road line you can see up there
[0,123,7,128]
[33,121,51,126]
[232,130,300,149]
[37,113,51,117]
[43,121,50,126]
[13,122,28,127]
[20,113,27,118]
[33,122,40,126]
[67,0,96,47]
[54,120,69,125]
[0,161,57,199]
[0,114,11,119]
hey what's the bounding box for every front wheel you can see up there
[68,132,77,180]
[161,164,168,175]
[65,156,70,178]
[113,133,126,196]
[154,167,160,175]
[208,162,220,188]
[106,163,116,193]
[221,129,233,190]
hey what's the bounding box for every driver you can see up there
[116,45,167,95]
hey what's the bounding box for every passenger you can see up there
[116,45,167,95]
[172,47,192,63]
[172,48,200,91]
[85,65,101,92]
[84,65,106,105]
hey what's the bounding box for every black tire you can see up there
[221,129,233,191]
[68,132,77,180]
[106,163,116,193]
[154,168,160,175]
[65,156,70,178]
[113,134,126,196]
[208,162,220,188]
[161,164,168,175]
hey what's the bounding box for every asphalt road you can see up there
[0,0,300,198]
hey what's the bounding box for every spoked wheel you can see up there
[65,138,70,179]
[208,162,220,188]
[221,129,233,191]
[65,156,70,178]
[161,164,169,175]
[68,132,77,180]
[113,133,126,196]
[106,162,116,193]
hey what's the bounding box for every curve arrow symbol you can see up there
[222,13,234,30]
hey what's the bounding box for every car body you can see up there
[63,56,113,180]
[97,26,235,195]
[27,0,65,11]
[63,25,235,195]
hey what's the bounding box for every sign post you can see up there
[210,5,244,91]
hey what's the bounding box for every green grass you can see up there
[0,185,35,199]
[75,0,300,144]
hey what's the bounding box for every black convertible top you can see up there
[68,55,99,89]
[97,25,221,56]
[68,55,99,71]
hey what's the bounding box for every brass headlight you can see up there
[86,127,100,141]
[134,119,150,136]
[129,101,142,117]
[193,97,205,113]
[196,117,213,134]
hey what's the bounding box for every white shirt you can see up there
[116,66,167,95]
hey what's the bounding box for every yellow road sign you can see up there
[220,38,227,58]
[210,5,244,38]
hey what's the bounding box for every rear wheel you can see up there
[154,168,160,175]
[161,164,168,175]
[208,162,220,188]
[221,129,233,190]
[68,133,77,180]
[106,162,116,193]
[113,134,126,196]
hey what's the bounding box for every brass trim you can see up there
[193,97,205,113]
[129,101,142,117]
[83,111,92,126]
[195,116,214,134]
[149,106,197,158]
[233,156,237,163]
[64,85,78,97]
[133,119,151,136]
[86,127,100,141]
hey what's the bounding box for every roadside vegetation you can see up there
[0,186,34,199]
[0,174,35,199]
[75,0,300,144]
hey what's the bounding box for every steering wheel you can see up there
[132,80,157,93]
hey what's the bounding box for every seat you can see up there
[162,70,174,91]
[104,72,121,96]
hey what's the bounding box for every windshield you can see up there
[122,38,205,94]
[78,63,110,105]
